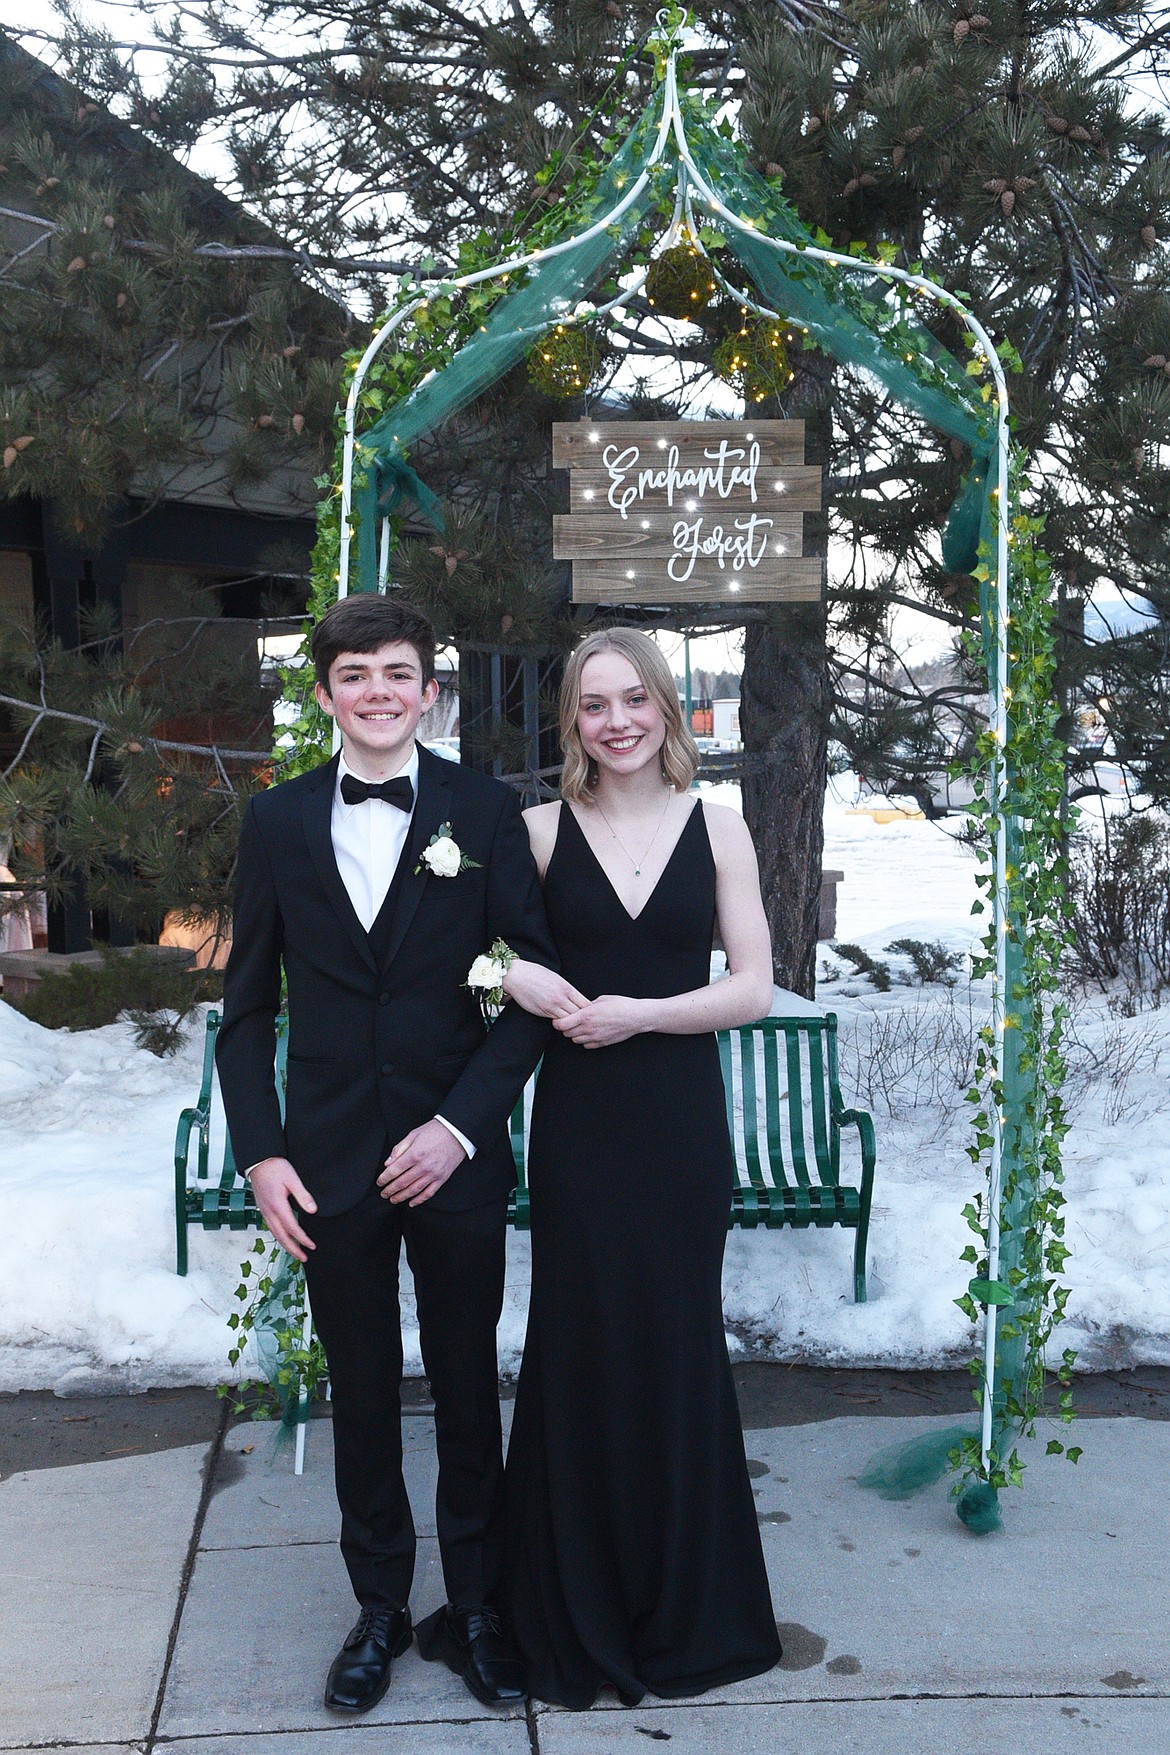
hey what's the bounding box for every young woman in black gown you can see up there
[499,628,783,1710]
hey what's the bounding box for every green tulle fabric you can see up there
[350,92,997,595]
[858,1426,976,1500]
[352,102,663,592]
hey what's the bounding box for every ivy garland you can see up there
[952,452,1078,1500]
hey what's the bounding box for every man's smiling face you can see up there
[314,639,439,777]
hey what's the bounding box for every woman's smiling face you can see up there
[576,649,667,780]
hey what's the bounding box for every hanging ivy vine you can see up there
[952,451,1078,1507]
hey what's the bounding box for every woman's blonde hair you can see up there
[559,627,700,804]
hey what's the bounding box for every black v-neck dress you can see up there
[503,801,781,1709]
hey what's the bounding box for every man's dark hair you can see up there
[311,595,438,692]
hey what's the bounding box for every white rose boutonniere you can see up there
[466,939,517,1017]
[415,821,482,878]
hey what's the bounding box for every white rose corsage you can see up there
[466,939,517,1016]
[415,821,481,878]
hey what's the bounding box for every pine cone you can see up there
[953,18,970,42]
[35,176,61,195]
[256,414,276,428]
[1015,176,1038,191]
[892,145,906,168]
[905,126,925,142]
[969,13,990,25]
[1141,224,1158,248]
[66,256,87,273]
[281,345,301,359]
[1046,115,1069,134]
[805,115,822,134]
[103,214,115,229]
[116,291,128,309]
[291,413,306,434]
[1142,354,1169,372]
[983,178,1009,195]
[1000,189,1016,215]
[843,178,861,197]
[606,0,620,14]
[1132,444,1146,472]
[3,439,35,468]
[1069,124,1092,142]
[765,162,784,178]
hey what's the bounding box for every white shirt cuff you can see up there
[434,1113,476,1160]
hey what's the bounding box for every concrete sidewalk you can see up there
[2,1399,1169,1755]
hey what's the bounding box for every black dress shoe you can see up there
[324,1606,413,1713]
[415,1603,528,1706]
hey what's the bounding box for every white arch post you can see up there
[336,40,1014,1475]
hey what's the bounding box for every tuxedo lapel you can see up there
[300,754,378,974]
[377,745,453,973]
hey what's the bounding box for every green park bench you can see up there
[177,1010,875,1301]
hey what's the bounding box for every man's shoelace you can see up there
[352,1606,398,1643]
[465,1608,505,1639]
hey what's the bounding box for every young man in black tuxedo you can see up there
[216,595,556,1713]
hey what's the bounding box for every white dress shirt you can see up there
[332,747,419,931]
[332,746,475,1161]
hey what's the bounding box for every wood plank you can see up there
[554,511,804,559]
[569,465,822,514]
[553,418,805,469]
[571,558,824,603]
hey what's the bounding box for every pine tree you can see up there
[9,4,1169,988]
[0,31,351,953]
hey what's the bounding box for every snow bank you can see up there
[1,786,1168,1391]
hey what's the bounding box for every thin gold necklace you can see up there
[592,788,673,878]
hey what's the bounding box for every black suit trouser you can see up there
[302,1180,508,1612]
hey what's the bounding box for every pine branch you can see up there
[0,692,272,767]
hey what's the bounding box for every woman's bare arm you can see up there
[502,801,590,1018]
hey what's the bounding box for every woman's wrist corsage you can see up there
[466,939,517,1017]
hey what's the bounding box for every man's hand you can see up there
[553,994,651,1049]
[379,1119,467,1206]
[247,1157,318,1262]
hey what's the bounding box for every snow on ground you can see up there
[1,779,1169,1393]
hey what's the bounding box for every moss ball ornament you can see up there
[526,323,603,398]
[713,314,794,403]
[644,241,718,320]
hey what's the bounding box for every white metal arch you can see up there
[337,38,1013,1474]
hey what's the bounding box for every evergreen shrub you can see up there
[7,948,222,1048]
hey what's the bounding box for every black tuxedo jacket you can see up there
[216,745,557,1217]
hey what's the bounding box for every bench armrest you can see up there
[174,1105,208,1180]
[834,1105,876,1194]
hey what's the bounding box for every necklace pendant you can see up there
[634,867,641,877]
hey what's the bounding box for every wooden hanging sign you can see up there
[552,419,823,604]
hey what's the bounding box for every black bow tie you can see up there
[340,773,415,811]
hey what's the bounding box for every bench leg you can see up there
[174,1189,188,1278]
[853,1207,871,1304]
